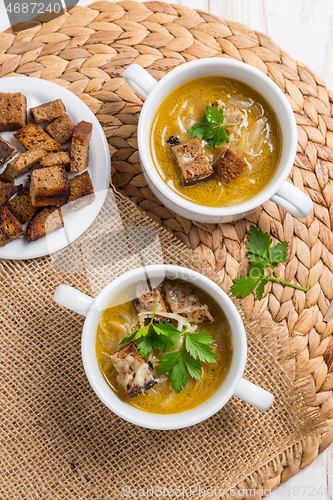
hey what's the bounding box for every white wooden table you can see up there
[0,0,332,497]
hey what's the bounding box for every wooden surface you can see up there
[1,0,333,498]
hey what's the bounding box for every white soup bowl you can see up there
[54,265,274,430]
[123,59,313,223]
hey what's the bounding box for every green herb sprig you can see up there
[120,305,181,357]
[230,226,309,301]
[158,330,217,393]
[187,105,236,148]
[120,305,217,393]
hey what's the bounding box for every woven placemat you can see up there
[1,1,333,497]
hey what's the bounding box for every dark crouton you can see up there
[170,137,214,186]
[0,206,24,247]
[30,165,70,207]
[45,113,75,144]
[164,281,214,323]
[26,206,64,243]
[30,99,66,123]
[0,147,45,182]
[14,122,62,152]
[70,121,93,172]
[40,151,70,171]
[0,92,27,131]
[134,283,170,323]
[213,149,247,184]
[67,171,95,212]
[0,181,18,207]
[6,181,37,224]
[0,137,18,167]
[110,342,157,398]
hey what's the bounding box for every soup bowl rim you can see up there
[137,58,297,216]
[80,264,247,430]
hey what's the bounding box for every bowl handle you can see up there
[270,180,313,219]
[234,378,274,411]
[123,63,158,99]
[53,284,94,317]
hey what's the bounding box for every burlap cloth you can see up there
[0,189,322,499]
[1,2,333,499]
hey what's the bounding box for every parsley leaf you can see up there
[120,305,177,356]
[246,225,272,261]
[255,278,269,301]
[230,225,309,301]
[119,330,137,345]
[169,353,188,394]
[230,275,261,299]
[205,105,224,123]
[183,349,202,380]
[119,305,217,393]
[247,252,270,267]
[158,347,201,393]
[157,349,183,373]
[248,262,265,278]
[153,322,182,350]
[158,330,217,393]
[138,334,158,358]
[186,118,211,140]
[135,324,150,338]
[158,350,188,393]
[187,105,236,148]
[269,241,288,264]
[185,331,217,364]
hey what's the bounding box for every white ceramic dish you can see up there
[54,265,274,430]
[0,77,110,260]
[124,59,313,223]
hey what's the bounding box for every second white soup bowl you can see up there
[54,265,274,430]
[123,59,313,223]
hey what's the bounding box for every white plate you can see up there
[0,77,111,260]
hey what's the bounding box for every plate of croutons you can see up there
[0,77,111,260]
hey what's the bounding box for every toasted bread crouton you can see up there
[14,122,62,152]
[67,171,95,211]
[164,281,214,323]
[0,92,27,131]
[170,137,215,186]
[45,113,75,144]
[213,149,247,184]
[40,151,70,171]
[0,206,24,247]
[26,206,64,243]
[0,180,18,207]
[30,165,70,207]
[134,284,170,323]
[111,342,157,398]
[0,147,45,182]
[0,137,18,167]
[70,121,93,172]
[6,182,37,224]
[30,99,66,123]
[212,100,245,133]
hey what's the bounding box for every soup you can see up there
[96,279,233,415]
[151,76,282,207]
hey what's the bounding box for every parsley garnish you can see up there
[230,226,309,301]
[120,305,181,357]
[187,105,236,148]
[158,329,216,393]
[120,305,217,393]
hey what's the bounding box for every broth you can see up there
[96,279,233,415]
[151,76,282,207]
